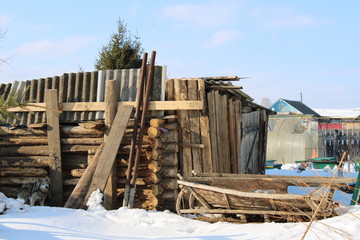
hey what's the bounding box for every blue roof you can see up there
[270,98,321,117]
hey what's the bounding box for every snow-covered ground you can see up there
[1,167,359,240]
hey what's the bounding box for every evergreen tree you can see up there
[95,19,143,70]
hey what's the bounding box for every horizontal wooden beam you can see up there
[210,86,243,89]
[7,101,204,112]
[189,174,357,187]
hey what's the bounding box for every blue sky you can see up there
[1,0,359,108]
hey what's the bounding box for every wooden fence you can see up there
[166,78,270,177]
[0,66,166,125]
[1,74,271,211]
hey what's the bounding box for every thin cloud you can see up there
[250,6,327,29]
[160,1,241,28]
[204,29,241,48]
[16,36,97,59]
[266,14,326,28]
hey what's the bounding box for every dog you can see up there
[17,178,50,206]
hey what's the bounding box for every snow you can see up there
[1,168,360,240]
[314,108,360,118]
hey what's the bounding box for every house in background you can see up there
[269,98,320,117]
[267,98,360,164]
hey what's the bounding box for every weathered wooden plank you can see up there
[0,167,48,177]
[7,101,204,112]
[211,178,287,193]
[85,105,133,202]
[45,89,63,207]
[228,99,237,173]
[200,116,213,173]
[27,79,37,124]
[207,91,218,173]
[0,156,51,167]
[104,79,118,209]
[165,79,175,118]
[188,80,202,173]
[190,174,358,187]
[234,100,242,173]
[179,80,192,177]
[220,94,231,173]
[88,71,98,120]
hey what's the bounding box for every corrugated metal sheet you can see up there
[0,66,167,125]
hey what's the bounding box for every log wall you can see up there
[0,119,179,211]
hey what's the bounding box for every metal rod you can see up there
[128,51,156,208]
[122,52,148,207]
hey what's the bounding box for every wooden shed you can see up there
[0,68,272,211]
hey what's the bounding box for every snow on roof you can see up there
[314,108,360,118]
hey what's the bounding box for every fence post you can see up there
[45,89,63,206]
[104,80,118,209]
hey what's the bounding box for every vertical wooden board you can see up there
[200,116,212,173]
[113,69,122,101]
[35,78,45,123]
[173,79,184,174]
[165,79,175,116]
[27,79,37,124]
[129,68,138,101]
[51,76,60,90]
[42,78,53,123]
[88,71,98,120]
[179,80,192,177]
[80,72,91,121]
[207,91,218,173]
[74,72,83,121]
[252,111,261,173]
[87,105,133,197]
[188,80,202,173]
[228,99,237,173]
[258,110,267,174]
[45,89,63,207]
[197,80,207,115]
[66,73,76,122]
[214,91,222,172]
[220,94,231,173]
[21,80,31,125]
[234,100,242,173]
[58,74,68,123]
[239,112,249,173]
[96,70,105,120]
[104,80,118,209]
[120,70,130,101]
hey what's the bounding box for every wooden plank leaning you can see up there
[64,142,104,209]
[45,89,63,207]
[83,104,133,205]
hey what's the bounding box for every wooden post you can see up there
[45,89,63,207]
[104,80,118,209]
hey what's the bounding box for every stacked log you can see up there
[147,119,179,211]
[0,116,180,210]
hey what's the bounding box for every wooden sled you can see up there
[176,177,337,223]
